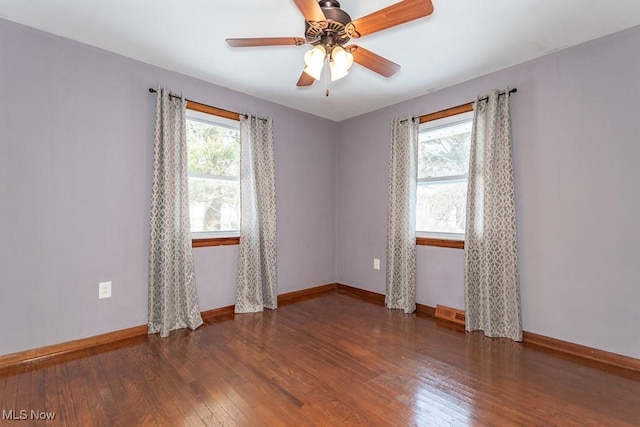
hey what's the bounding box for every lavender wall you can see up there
[337,26,640,359]
[0,18,337,356]
[3,16,639,361]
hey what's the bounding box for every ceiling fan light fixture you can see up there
[329,60,349,81]
[303,45,326,81]
[329,46,353,81]
[331,46,354,70]
[303,64,324,81]
[304,45,326,67]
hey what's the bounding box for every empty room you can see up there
[1,0,640,425]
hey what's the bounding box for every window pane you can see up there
[416,182,467,234]
[418,120,471,179]
[188,177,240,232]
[186,113,240,235]
[186,120,240,177]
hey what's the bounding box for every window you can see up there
[186,108,240,240]
[417,111,473,241]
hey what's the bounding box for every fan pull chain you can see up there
[325,55,330,97]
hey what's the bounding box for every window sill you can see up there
[192,237,240,248]
[416,237,464,249]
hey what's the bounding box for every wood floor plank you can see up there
[205,326,316,425]
[2,291,640,426]
[132,338,210,426]
[14,365,33,425]
[41,362,61,426]
[110,343,168,426]
[66,355,102,426]
[29,362,46,423]
[259,329,408,425]
[125,343,190,426]
[55,361,84,426]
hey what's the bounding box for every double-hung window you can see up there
[417,111,473,241]
[185,108,240,241]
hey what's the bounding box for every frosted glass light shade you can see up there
[329,61,349,81]
[303,45,326,81]
[303,63,323,80]
[329,46,354,81]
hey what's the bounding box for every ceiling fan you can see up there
[226,0,434,89]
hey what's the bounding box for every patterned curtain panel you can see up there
[385,117,419,314]
[465,88,522,341]
[148,88,203,337]
[235,114,278,313]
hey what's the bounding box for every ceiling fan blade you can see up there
[348,45,401,77]
[226,37,306,47]
[292,0,327,23]
[296,70,316,87]
[349,0,434,38]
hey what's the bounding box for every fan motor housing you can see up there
[305,0,352,47]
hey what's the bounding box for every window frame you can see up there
[185,101,241,248]
[416,103,474,249]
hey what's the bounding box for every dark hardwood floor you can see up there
[2,291,640,426]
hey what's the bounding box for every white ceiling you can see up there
[2,0,640,121]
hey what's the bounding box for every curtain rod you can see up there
[401,87,518,124]
[148,88,261,120]
[477,87,517,102]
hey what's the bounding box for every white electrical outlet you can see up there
[98,281,112,299]
[373,258,380,270]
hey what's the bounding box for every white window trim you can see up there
[192,230,240,239]
[416,231,465,241]
[418,173,468,185]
